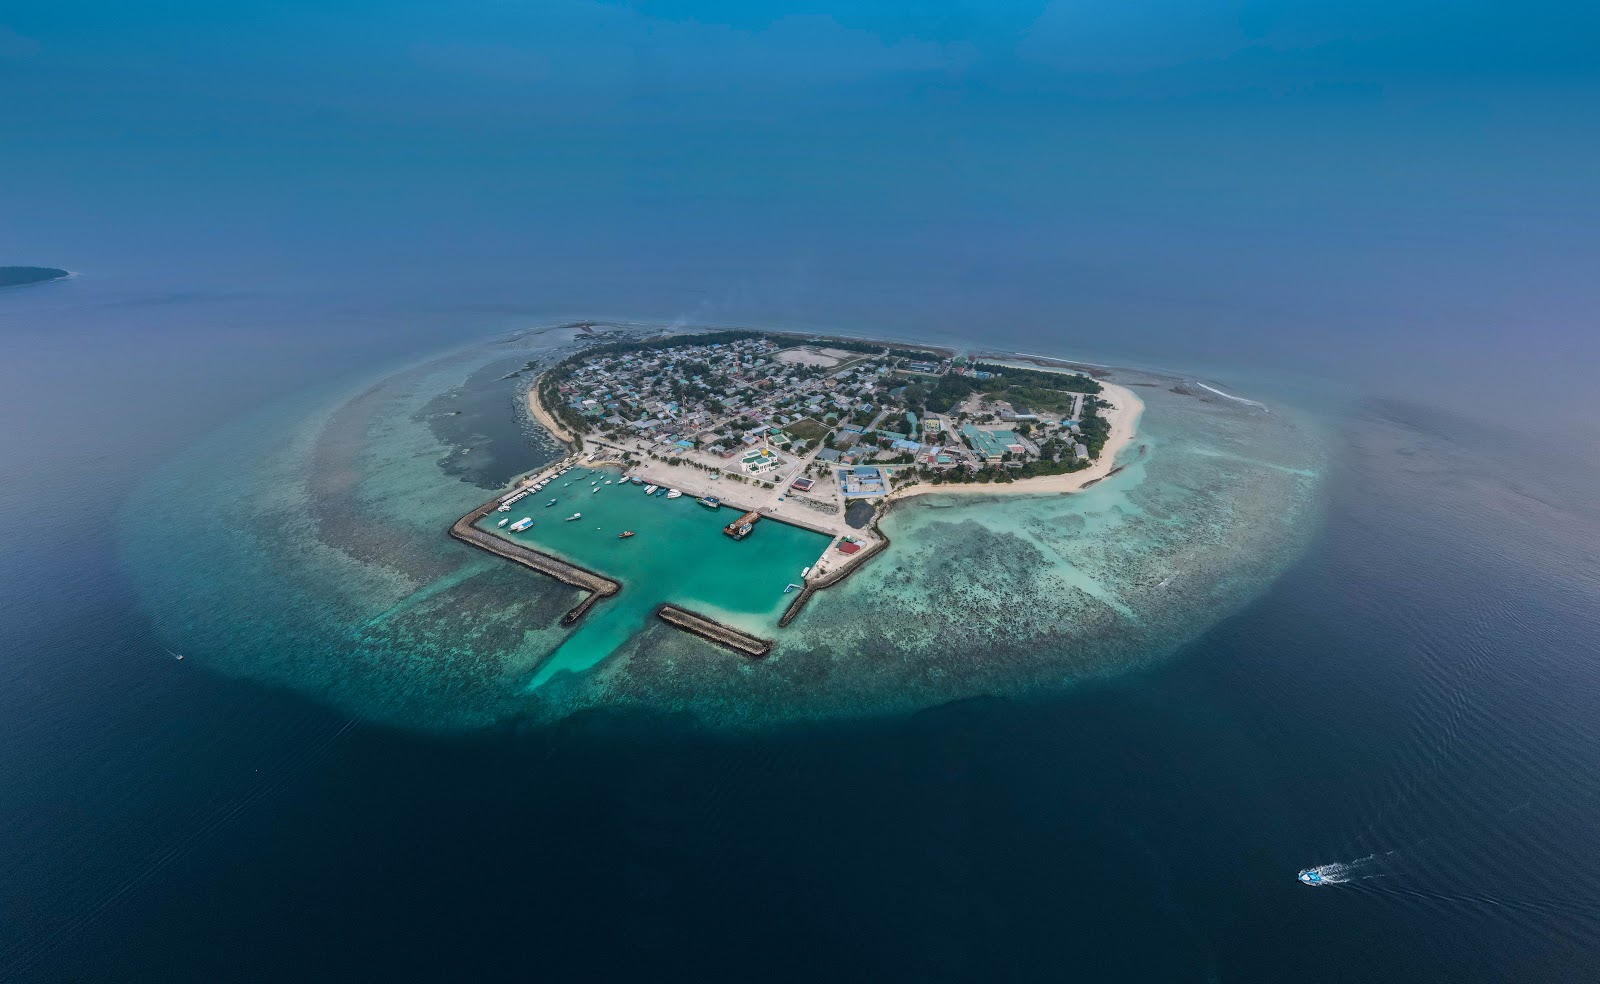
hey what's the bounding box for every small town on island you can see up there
[452,329,1143,659]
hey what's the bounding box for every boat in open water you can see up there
[1298,870,1324,886]
[619,531,635,539]
[565,512,582,521]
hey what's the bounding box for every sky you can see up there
[3,0,1598,422]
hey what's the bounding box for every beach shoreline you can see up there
[884,380,1145,501]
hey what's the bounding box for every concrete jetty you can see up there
[449,491,620,624]
[656,604,773,658]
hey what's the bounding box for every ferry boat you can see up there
[643,484,659,495]
[697,496,720,509]
[619,531,635,539]
[565,512,581,521]
[666,489,683,499]
[1298,870,1324,886]
[497,517,509,528]
[508,517,534,532]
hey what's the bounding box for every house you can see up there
[816,448,842,463]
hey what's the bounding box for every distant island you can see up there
[0,267,70,289]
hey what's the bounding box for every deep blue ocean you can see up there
[2,272,1597,982]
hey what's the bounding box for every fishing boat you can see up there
[497,517,509,528]
[565,512,581,521]
[508,517,534,532]
[666,489,682,499]
[1298,870,1324,886]
[618,531,635,539]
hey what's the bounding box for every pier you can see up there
[448,472,621,624]
[723,510,760,540]
[779,527,892,627]
[656,604,773,659]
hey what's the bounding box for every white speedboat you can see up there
[508,517,534,532]
[565,512,582,521]
[592,487,600,494]
[546,498,557,507]
[604,479,613,485]
[497,518,509,528]
[666,489,682,499]
[498,504,511,512]
[643,484,658,495]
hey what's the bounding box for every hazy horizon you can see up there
[5,0,1599,428]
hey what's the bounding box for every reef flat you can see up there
[121,323,1328,730]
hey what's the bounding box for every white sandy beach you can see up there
[884,380,1145,501]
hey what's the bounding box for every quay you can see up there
[448,457,621,625]
[722,510,760,540]
[656,604,773,659]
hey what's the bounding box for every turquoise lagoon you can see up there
[121,325,1328,730]
[485,470,831,688]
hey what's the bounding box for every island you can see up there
[453,329,1143,656]
[0,266,70,289]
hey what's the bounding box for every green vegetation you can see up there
[783,418,830,444]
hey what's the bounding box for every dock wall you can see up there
[449,497,620,624]
[656,604,773,658]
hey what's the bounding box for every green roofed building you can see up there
[961,425,1022,461]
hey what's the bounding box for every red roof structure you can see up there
[836,541,862,555]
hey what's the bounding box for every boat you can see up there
[498,504,511,512]
[697,496,720,509]
[546,498,557,506]
[619,531,635,539]
[630,477,644,485]
[508,517,534,532]
[643,484,659,495]
[801,566,811,578]
[604,479,613,485]
[666,489,682,499]
[592,487,600,494]
[1298,870,1324,886]
[565,512,581,521]
[653,487,666,496]
[497,518,509,528]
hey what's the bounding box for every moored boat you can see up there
[666,489,682,498]
[697,496,720,509]
[497,517,509,528]
[508,517,534,532]
[643,484,659,495]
